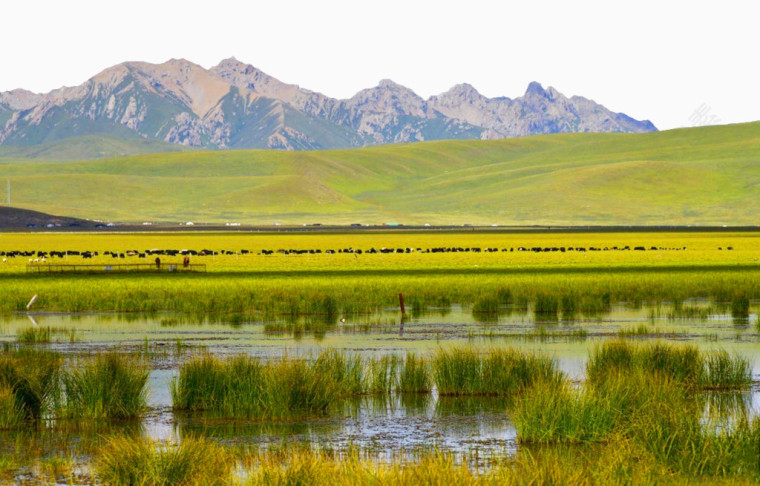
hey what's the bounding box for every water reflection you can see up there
[0,300,759,474]
[172,394,514,458]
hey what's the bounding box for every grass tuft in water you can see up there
[0,348,61,422]
[367,355,398,394]
[16,326,51,344]
[587,340,751,389]
[701,350,752,389]
[172,353,344,419]
[96,435,232,486]
[0,385,25,429]
[62,352,148,420]
[434,347,562,396]
[314,350,365,396]
[397,353,432,394]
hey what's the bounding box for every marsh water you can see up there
[2,301,760,480]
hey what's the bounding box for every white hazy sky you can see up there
[2,0,757,130]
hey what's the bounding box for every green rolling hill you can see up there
[0,134,193,161]
[0,122,758,225]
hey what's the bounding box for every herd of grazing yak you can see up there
[0,244,733,264]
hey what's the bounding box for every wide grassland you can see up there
[2,122,760,224]
[3,232,760,485]
[2,231,760,316]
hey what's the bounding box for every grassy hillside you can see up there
[0,134,193,161]
[0,122,758,225]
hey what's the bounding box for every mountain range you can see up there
[0,58,656,151]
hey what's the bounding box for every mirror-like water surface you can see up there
[1,302,759,483]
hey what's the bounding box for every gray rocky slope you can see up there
[0,58,656,150]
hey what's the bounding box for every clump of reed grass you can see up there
[62,352,148,420]
[172,353,343,419]
[96,435,232,486]
[0,385,24,429]
[16,326,78,344]
[397,353,431,393]
[367,355,398,394]
[0,348,62,423]
[587,340,751,389]
[512,379,618,444]
[626,387,760,479]
[243,450,485,486]
[534,294,559,321]
[515,355,760,481]
[514,368,691,442]
[241,442,693,485]
[617,324,655,337]
[171,354,263,416]
[16,326,51,344]
[264,359,340,419]
[730,294,750,319]
[472,295,501,316]
[701,350,752,389]
[434,347,562,396]
[314,350,365,396]
[667,305,713,320]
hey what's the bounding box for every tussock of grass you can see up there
[0,348,61,423]
[314,350,365,396]
[244,451,482,486]
[174,350,439,419]
[587,340,751,389]
[62,352,149,420]
[0,385,24,429]
[433,347,562,396]
[16,326,78,344]
[730,294,750,319]
[514,363,760,481]
[397,353,432,394]
[702,351,752,389]
[471,295,501,316]
[95,435,232,486]
[240,438,751,485]
[172,354,342,419]
[367,355,398,394]
[16,326,51,344]
[533,294,559,321]
[513,380,619,444]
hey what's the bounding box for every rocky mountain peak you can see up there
[377,79,404,89]
[124,59,232,117]
[0,89,44,111]
[211,58,290,98]
[212,57,259,76]
[525,81,548,97]
[0,57,657,150]
[348,79,427,117]
[450,83,480,95]
[431,83,487,106]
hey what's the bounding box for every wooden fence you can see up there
[26,263,207,273]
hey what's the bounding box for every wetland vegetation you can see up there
[1,231,760,484]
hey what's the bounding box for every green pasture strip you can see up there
[1,264,759,316]
[2,122,760,224]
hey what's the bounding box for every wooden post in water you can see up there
[399,293,406,337]
[26,294,38,310]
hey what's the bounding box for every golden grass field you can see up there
[0,231,759,316]
[2,231,760,273]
